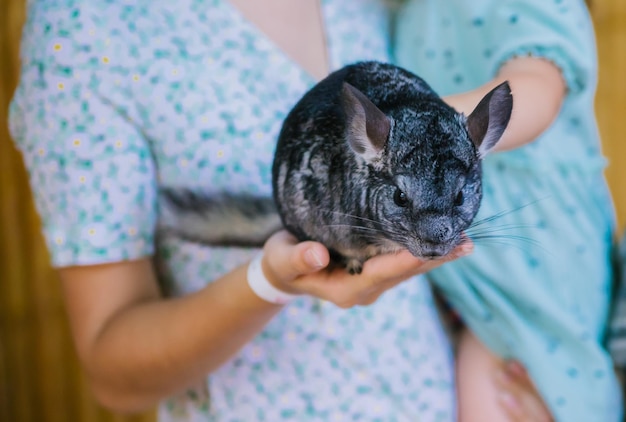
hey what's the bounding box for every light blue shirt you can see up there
[396,1,621,421]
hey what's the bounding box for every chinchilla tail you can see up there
[158,188,283,247]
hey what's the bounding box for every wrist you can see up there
[247,253,300,305]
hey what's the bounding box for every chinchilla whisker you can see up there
[465,223,538,236]
[470,233,541,245]
[469,233,546,253]
[324,224,406,240]
[470,197,551,228]
[467,223,544,248]
[320,209,385,226]
[470,212,518,227]
[319,210,408,237]
[466,198,552,253]
[324,224,386,233]
[470,211,515,227]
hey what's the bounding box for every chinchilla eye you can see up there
[455,190,464,206]
[394,188,409,207]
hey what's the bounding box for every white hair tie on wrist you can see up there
[247,253,299,305]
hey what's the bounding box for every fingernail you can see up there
[304,248,324,270]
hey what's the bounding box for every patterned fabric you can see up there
[9,0,456,420]
[395,1,622,421]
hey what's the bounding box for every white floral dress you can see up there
[10,0,456,420]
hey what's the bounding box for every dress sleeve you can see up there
[484,0,597,96]
[9,3,157,267]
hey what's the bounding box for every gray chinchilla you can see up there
[161,61,512,274]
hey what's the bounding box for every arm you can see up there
[60,230,472,414]
[445,56,567,152]
[60,257,283,413]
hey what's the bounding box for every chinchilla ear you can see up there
[466,81,513,158]
[340,82,391,163]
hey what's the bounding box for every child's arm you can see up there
[444,56,566,153]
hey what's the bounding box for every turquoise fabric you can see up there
[395,1,622,421]
[9,0,458,420]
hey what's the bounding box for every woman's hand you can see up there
[496,360,554,422]
[260,230,473,308]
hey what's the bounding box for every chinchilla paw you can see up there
[345,258,364,275]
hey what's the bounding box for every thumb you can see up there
[262,231,330,290]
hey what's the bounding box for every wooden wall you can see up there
[595,0,626,232]
[0,0,624,421]
[0,1,155,421]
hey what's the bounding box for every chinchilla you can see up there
[160,61,512,274]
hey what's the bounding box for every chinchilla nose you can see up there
[420,243,453,258]
[415,215,456,248]
[420,216,453,239]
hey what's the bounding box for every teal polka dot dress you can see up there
[9,0,457,420]
[396,1,622,421]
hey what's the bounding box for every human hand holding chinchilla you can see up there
[258,230,473,308]
[272,61,511,274]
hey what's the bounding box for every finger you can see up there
[498,361,531,392]
[495,365,553,422]
[503,360,538,398]
[292,257,402,307]
[440,240,475,263]
[264,234,474,306]
[262,231,330,292]
[361,250,427,281]
[497,390,525,421]
[318,243,474,304]
[298,268,380,308]
[503,363,553,422]
[505,360,531,382]
[363,241,473,282]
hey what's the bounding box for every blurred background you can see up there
[1,0,624,421]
